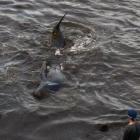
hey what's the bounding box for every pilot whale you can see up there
[32,60,67,99]
[51,14,66,55]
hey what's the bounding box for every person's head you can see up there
[128,109,138,121]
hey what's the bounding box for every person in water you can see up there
[123,109,140,140]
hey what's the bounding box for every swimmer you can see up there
[122,109,140,140]
[51,14,66,55]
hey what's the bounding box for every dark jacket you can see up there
[123,124,140,140]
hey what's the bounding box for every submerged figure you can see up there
[32,60,66,99]
[122,109,140,140]
[51,14,66,55]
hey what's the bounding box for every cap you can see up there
[128,109,138,119]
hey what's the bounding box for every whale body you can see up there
[32,61,66,99]
[51,14,66,49]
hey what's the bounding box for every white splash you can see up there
[55,49,62,56]
[69,33,95,52]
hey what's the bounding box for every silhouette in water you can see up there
[51,14,66,55]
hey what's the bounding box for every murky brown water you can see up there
[0,0,140,139]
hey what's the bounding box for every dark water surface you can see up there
[0,0,140,139]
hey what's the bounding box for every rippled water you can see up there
[0,0,140,139]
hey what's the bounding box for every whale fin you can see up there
[40,61,49,81]
[55,13,67,30]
